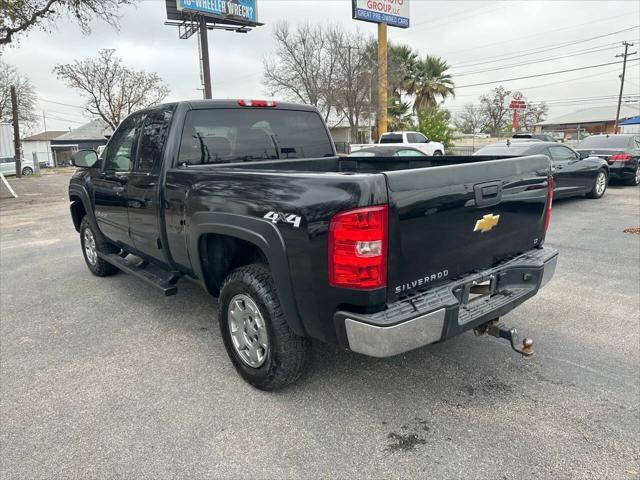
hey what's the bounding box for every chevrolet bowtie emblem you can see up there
[474,214,500,233]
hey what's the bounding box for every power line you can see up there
[453,67,627,97]
[39,98,86,110]
[456,58,640,89]
[454,44,624,77]
[438,11,640,57]
[44,115,86,125]
[451,26,639,69]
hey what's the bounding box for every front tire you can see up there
[21,167,33,176]
[79,217,119,276]
[433,150,443,156]
[587,169,608,199]
[219,264,311,391]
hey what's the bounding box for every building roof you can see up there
[52,119,112,142]
[620,115,640,126]
[536,104,640,126]
[22,131,67,142]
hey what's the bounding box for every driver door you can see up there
[548,145,582,196]
[93,113,143,247]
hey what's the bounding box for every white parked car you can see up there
[0,157,36,176]
[350,131,445,156]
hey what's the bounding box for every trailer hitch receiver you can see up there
[475,319,534,357]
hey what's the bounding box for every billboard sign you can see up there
[175,0,258,25]
[352,0,410,28]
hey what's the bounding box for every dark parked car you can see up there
[347,145,428,157]
[512,133,557,142]
[68,100,557,390]
[575,134,640,186]
[474,141,609,199]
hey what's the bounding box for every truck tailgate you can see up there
[384,155,551,299]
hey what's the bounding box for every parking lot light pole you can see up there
[10,85,21,179]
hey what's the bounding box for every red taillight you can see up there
[610,153,631,162]
[543,176,553,233]
[328,205,388,289]
[238,99,277,107]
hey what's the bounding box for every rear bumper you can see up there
[608,160,638,180]
[336,247,558,358]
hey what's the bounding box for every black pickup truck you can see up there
[69,99,558,390]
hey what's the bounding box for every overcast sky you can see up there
[3,0,639,132]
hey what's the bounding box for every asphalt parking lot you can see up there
[1,173,638,479]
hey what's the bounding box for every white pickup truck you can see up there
[350,131,445,156]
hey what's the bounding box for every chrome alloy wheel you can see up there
[83,228,98,266]
[635,165,640,185]
[228,294,269,368]
[595,171,607,196]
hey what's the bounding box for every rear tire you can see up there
[587,169,607,199]
[21,167,33,176]
[219,264,311,391]
[79,217,119,276]
[625,164,640,186]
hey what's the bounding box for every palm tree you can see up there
[407,55,455,114]
[388,100,413,131]
[387,44,418,98]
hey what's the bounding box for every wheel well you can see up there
[70,196,86,232]
[199,233,268,296]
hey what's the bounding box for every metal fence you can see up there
[449,146,477,156]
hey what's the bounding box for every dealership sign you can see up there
[352,0,410,28]
[176,0,258,25]
[509,91,527,110]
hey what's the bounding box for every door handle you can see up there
[113,186,125,193]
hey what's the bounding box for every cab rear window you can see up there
[178,109,334,165]
[379,134,403,144]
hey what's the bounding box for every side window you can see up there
[413,133,428,143]
[136,106,174,172]
[548,146,577,162]
[104,114,142,172]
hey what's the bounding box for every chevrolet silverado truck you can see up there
[69,99,558,390]
[350,131,445,156]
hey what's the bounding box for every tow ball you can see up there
[474,319,535,357]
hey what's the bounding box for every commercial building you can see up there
[535,104,640,138]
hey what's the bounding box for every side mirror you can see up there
[72,149,100,168]
[424,137,431,143]
[578,151,589,160]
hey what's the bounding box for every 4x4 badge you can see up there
[474,213,500,233]
[264,211,302,228]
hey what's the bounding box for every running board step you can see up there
[98,252,180,296]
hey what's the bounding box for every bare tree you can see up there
[53,49,170,130]
[479,86,511,136]
[454,103,484,134]
[0,58,37,131]
[329,28,373,141]
[520,102,548,132]
[1,0,136,45]
[263,22,340,124]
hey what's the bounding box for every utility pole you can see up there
[42,111,51,169]
[376,22,388,139]
[614,41,636,132]
[10,86,21,179]
[199,17,212,99]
